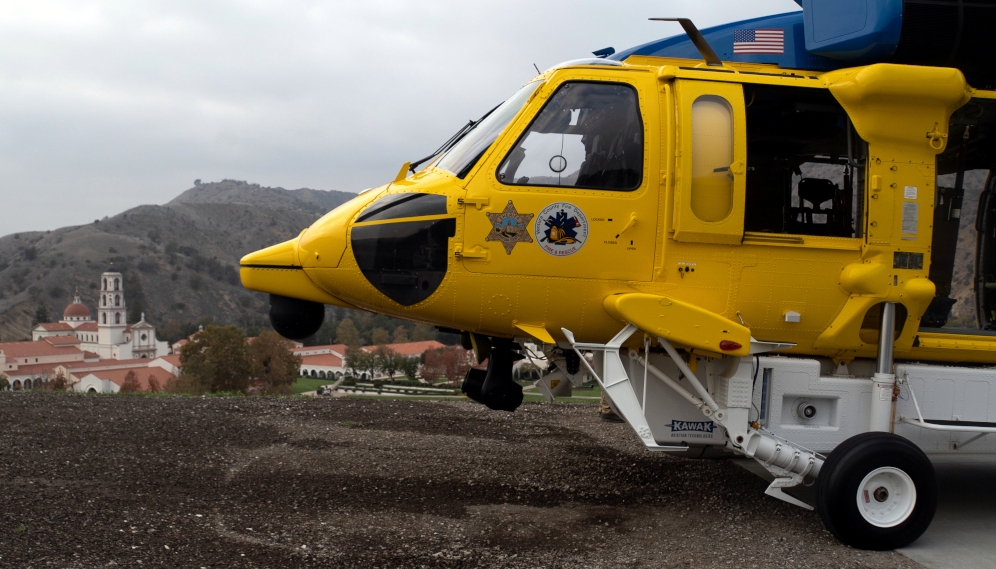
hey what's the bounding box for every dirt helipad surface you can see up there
[0,393,924,568]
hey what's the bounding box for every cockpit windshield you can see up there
[435,81,542,179]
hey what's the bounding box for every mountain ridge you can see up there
[0,181,355,342]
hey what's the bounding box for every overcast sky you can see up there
[0,0,800,236]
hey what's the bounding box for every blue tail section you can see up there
[611,0,996,86]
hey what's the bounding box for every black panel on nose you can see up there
[351,218,456,306]
[356,193,448,223]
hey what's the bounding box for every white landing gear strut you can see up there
[562,325,824,509]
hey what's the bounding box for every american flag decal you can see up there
[733,28,784,54]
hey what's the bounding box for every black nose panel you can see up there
[351,218,455,306]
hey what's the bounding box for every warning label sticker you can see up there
[902,202,918,234]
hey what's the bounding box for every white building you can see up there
[295,344,346,379]
[32,266,169,360]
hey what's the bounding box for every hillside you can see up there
[0,180,355,342]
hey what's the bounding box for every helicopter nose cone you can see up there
[240,188,387,314]
[240,238,301,268]
[297,204,354,268]
[240,234,349,312]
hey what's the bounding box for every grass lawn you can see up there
[295,375,602,403]
[341,394,466,401]
[520,381,602,404]
[292,377,331,395]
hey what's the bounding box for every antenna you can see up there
[533,63,541,74]
[649,18,723,66]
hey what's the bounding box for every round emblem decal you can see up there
[535,202,587,256]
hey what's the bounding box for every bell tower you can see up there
[97,265,126,346]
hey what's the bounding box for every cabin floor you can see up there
[0,394,923,569]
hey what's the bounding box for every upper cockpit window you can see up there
[497,82,643,191]
[356,193,447,223]
[436,81,542,179]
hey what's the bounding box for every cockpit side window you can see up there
[743,85,867,238]
[496,82,643,191]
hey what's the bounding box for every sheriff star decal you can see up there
[486,200,535,254]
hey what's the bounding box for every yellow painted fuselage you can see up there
[241,56,996,365]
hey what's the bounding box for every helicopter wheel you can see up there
[816,432,936,550]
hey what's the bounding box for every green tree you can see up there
[126,274,148,323]
[412,323,436,342]
[371,327,390,345]
[0,373,10,391]
[336,318,362,347]
[344,346,370,377]
[305,308,337,346]
[178,325,253,393]
[250,331,302,394]
[31,303,50,327]
[159,319,202,344]
[374,346,399,379]
[362,349,378,379]
[397,355,420,381]
[392,325,410,343]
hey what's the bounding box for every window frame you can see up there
[494,80,645,193]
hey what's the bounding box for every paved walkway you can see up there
[898,453,996,569]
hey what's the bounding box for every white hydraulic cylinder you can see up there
[744,432,823,480]
[870,302,897,432]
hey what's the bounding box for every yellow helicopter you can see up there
[242,1,996,550]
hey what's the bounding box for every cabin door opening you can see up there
[926,97,996,330]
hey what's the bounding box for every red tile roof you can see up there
[0,341,84,359]
[157,354,181,368]
[62,358,160,371]
[361,340,446,356]
[300,354,343,367]
[76,322,98,332]
[79,367,174,392]
[63,302,91,318]
[43,336,81,346]
[36,323,74,332]
[6,363,60,377]
[292,344,348,356]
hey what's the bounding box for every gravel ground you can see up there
[0,393,925,569]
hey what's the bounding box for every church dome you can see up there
[64,298,91,319]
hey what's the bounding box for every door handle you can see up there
[454,245,489,260]
[458,197,490,209]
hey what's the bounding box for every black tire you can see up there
[816,432,936,550]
